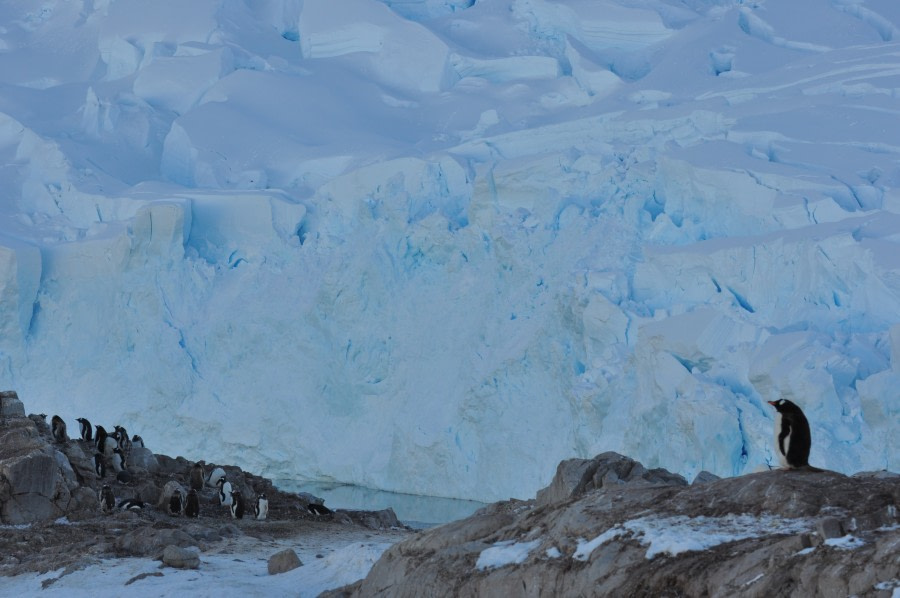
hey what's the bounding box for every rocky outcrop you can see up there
[0,408,85,524]
[336,452,900,598]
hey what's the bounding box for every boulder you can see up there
[128,447,159,472]
[161,545,200,569]
[536,451,687,507]
[0,391,25,419]
[268,548,302,575]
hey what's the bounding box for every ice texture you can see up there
[0,0,897,502]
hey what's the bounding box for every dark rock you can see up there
[268,548,302,575]
[536,451,686,507]
[0,391,25,419]
[335,508,401,530]
[115,527,197,557]
[161,545,200,569]
[692,470,721,485]
[817,517,844,539]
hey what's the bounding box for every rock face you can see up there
[0,413,82,524]
[340,452,900,598]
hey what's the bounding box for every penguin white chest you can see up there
[774,412,790,468]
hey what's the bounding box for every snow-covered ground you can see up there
[3,521,408,597]
[0,0,898,506]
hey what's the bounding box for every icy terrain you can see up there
[0,0,898,503]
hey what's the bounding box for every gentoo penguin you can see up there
[111,447,126,473]
[51,415,68,443]
[217,476,234,507]
[169,489,184,516]
[76,417,93,442]
[93,453,106,479]
[99,484,115,513]
[95,425,108,453]
[307,502,333,516]
[116,470,133,485]
[189,462,205,492]
[185,489,200,518]
[768,398,812,469]
[131,434,144,449]
[254,493,269,521]
[230,489,244,519]
[207,467,226,488]
[118,498,145,511]
[114,425,132,453]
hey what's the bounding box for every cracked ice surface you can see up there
[0,0,898,502]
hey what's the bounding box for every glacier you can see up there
[0,0,897,503]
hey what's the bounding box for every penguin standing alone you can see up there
[768,398,812,469]
[254,493,269,521]
[51,415,68,443]
[131,434,144,449]
[76,418,92,442]
[185,489,200,518]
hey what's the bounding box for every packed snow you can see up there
[2,523,403,598]
[0,0,898,509]
[570,513,814,561]
[476,538,543,570]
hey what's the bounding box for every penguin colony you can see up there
[46,413,287,521]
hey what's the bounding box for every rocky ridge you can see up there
[333,452,900,597]
[0,391,408,578]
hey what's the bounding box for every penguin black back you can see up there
[185,489,200,518]
[99,484,115,513]
[95,425,108,452]
[51,415,68,443]
[76,417,92,442]
[189,462,205,491]
[768,398,811,468]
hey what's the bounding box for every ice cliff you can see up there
[0,0,898,502]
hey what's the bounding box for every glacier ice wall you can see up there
[0,0,898,501]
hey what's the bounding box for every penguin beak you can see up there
[767,401,776,406]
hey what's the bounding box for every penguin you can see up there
[117,497,145,511]
[307,502,333,516]
[131,434,144,449]
[99,484,115,513]
[185,489,200,518]
[116,470,133,485]
[76,417,93,442]
[95,425,108,453]
[111,447,126,473]
[114,425,132,453]
[51,415,68,443]
[217,477,233,507]
[254,493,269,521]
[230,489,244,519]
[93,453,106,479]
[189,462,205,492]
[169,489,184,516]
[207,467,226,488]
[768,398,812,469]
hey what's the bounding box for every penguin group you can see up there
[31,412,326,525]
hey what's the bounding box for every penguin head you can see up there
[767,398,802,413]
